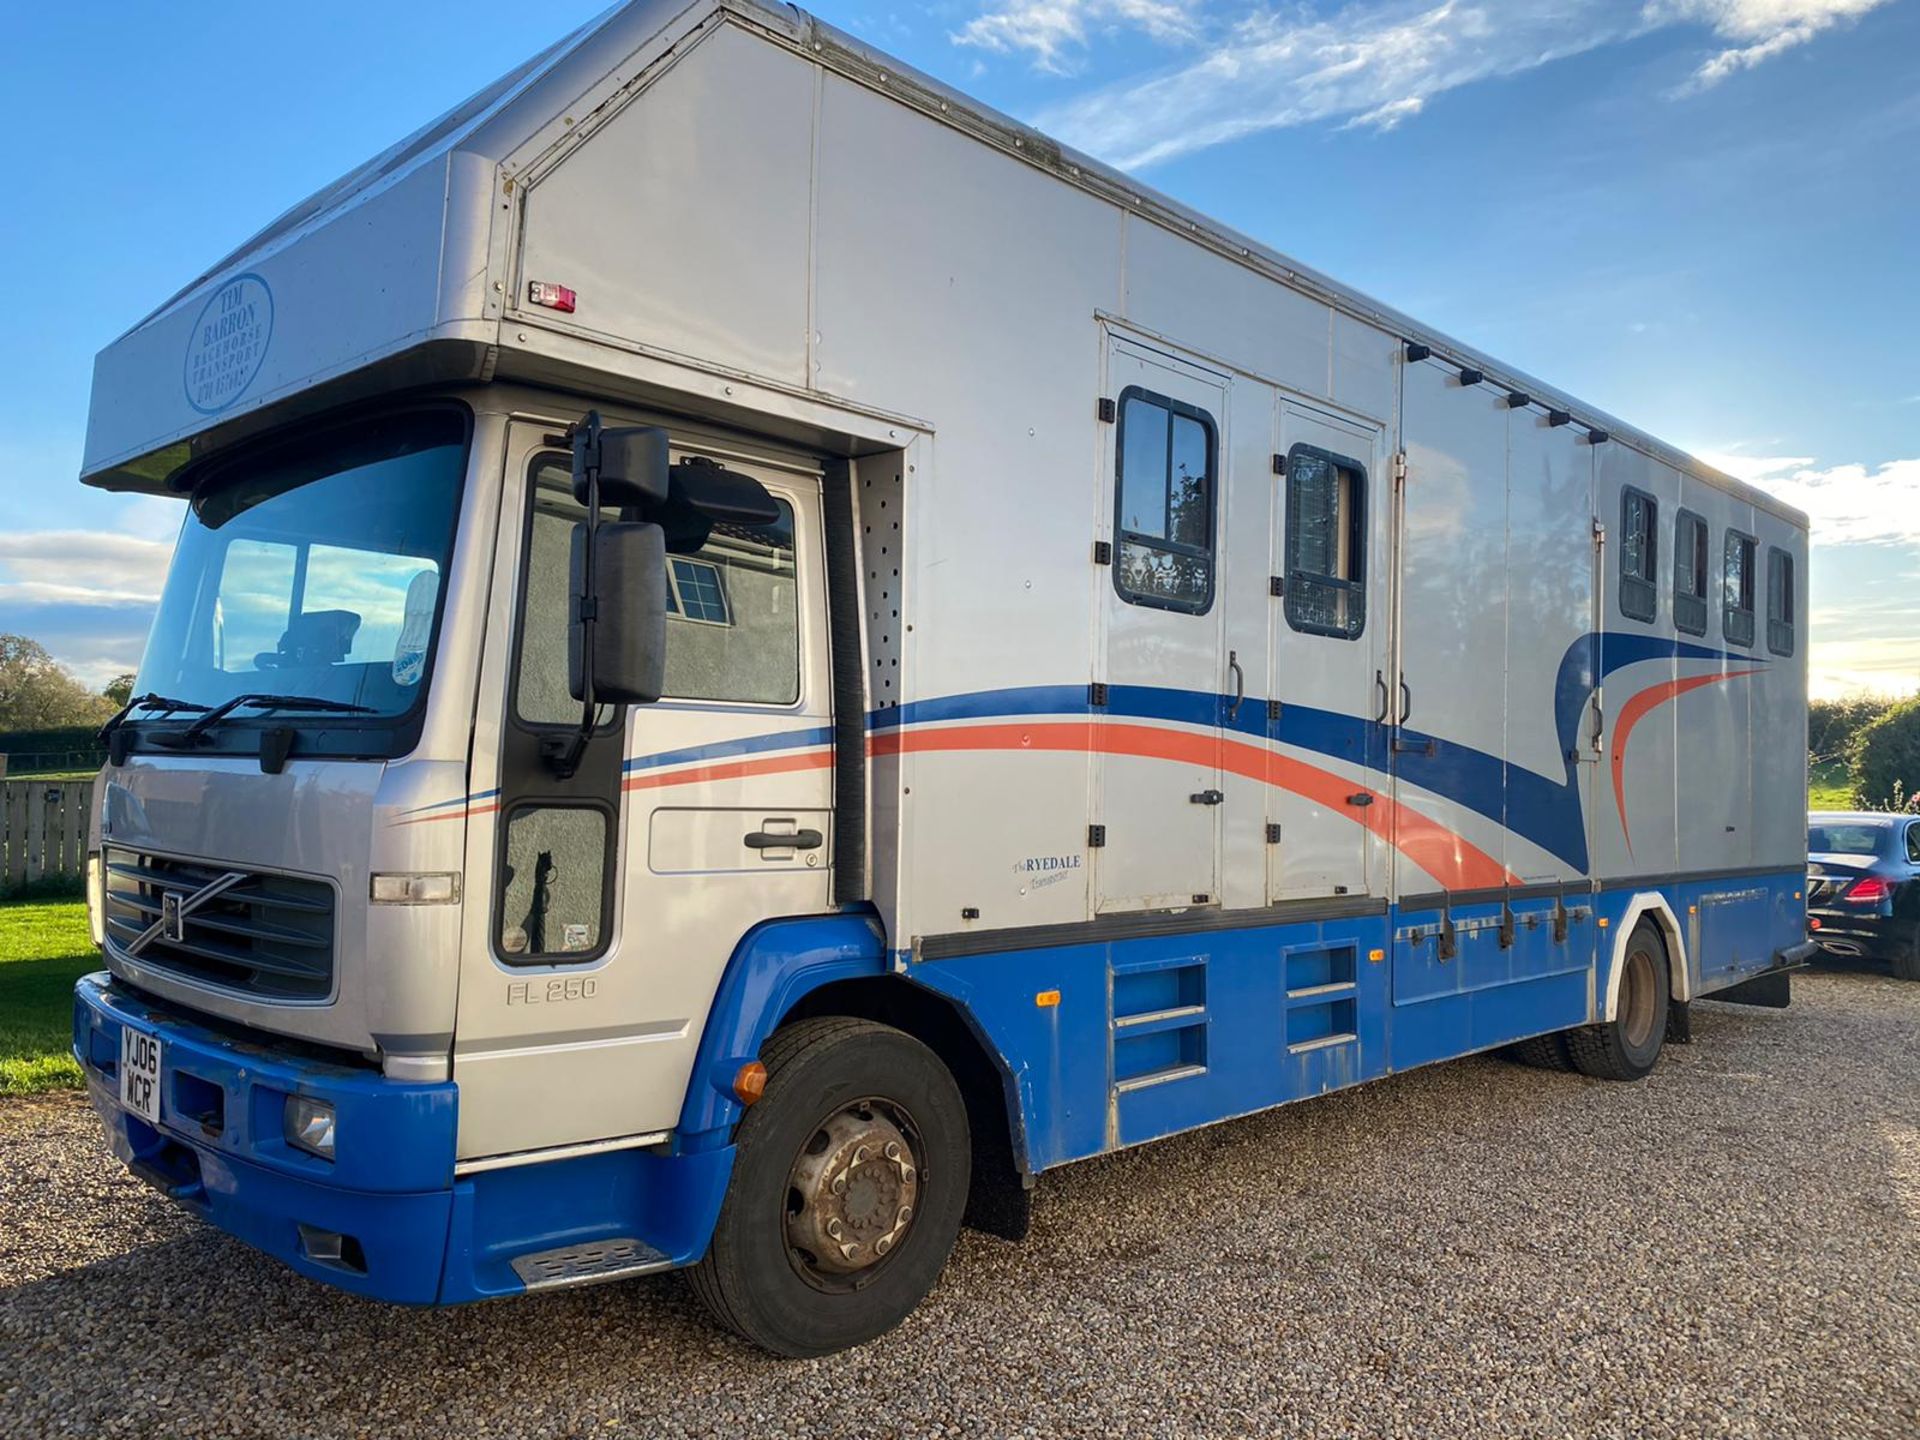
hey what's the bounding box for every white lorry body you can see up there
[73,0,1810,1352]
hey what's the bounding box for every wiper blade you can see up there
[97,692,211,744]
[158,692,377,747]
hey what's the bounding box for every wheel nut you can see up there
[898,1206,912,1224]
[884,1141,901,1160]
[826,1218,844,1240]
[831,1170,848,1195]
[875,1235,892,1256]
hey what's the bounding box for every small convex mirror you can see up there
[573,424,669,510]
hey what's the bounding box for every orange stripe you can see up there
[879,720,1515,891]
[1611,670,1758,855]
[622,749,834,792]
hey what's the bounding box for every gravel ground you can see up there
[2,963,1915,1440]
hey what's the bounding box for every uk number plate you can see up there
[120,1028,163,1125]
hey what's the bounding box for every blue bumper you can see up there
[74,973,733,1304]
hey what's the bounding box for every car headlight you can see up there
[284,1095,336,1160]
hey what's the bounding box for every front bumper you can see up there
[74,973,734,1304]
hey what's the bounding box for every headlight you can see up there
[284,1095,336,1160]
[86,852,105,948]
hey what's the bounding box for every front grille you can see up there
[103,848,335,1001]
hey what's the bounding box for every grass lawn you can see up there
[0,897,97,1096]
[1809,759,1855,811]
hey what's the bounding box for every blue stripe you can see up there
[621,725,835,774]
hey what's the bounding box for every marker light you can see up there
[733,1062,768,1106]
[369,872,460,905]
[86,852,106,947]
[285,1095,337,1160]
[527,280,577,313]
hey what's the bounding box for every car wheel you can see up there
[1893,930,1920,983]
[1567,919,1670,1081]
[687,1016,970,1357]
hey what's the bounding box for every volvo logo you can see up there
[125,871,248,957]
[161,891,186,945]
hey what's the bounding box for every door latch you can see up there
[1189,789,1225,806]
[745,828,823,850]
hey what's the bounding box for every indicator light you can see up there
[1035,989,1061,1008]
[733,1062,768,1105]
[527,280,577,313]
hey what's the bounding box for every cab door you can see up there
[1094,337,1228,913]
[453,417,833,1161]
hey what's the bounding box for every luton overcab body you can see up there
[74,0,1813,1355]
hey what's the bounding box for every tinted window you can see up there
[1808,823,1889,856]
[1724,530,1756,648]
[1673,509,1708,637]
[1113,388,1216,613]
[1767,546,1796,657]
[1908,824,1920,864]
[1284,445,1368,640]
[1619,488,1657,623]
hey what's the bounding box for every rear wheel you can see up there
[687,1017,970,1357]
[1503,1032,1574,1070]
[1893,931,1920,983]
[1567,919,1670,1081]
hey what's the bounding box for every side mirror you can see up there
[573,422,669,511]
[568,521,666,706]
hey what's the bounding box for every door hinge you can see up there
[1267,698,1282,722]
[1088,824,1106,848]
[1345,792,1374,807]
[1089,681,1109,707]
[1097,397,1116,423]
[1269,574,1285,598]
[1093,539,1112,566]
[1498,901,1515,950]
[1391,451,1408,486]
[1265,822,1282,845]
[1271,452,1286,476]
[1189,789,1225,806]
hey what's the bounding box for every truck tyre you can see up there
[1567,919,1670,1081]
[1893,932,1920,983]
[1504,1032,1573,1070]
[687,1016,971,1357]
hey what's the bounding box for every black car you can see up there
[1807,812,1920,980]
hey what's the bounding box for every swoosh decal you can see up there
[1611,670,1759,855]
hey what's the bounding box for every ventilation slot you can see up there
[1283,942,1358,1053]
[1111,955,1208,1091]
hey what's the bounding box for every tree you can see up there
[0,634,115,730]
[1809,694,1897,769]
[1850,698,1920,812]
[103,673,137,708]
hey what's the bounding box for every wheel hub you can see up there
[785,1103,919,1276]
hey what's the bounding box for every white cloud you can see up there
[0,530,174,609]
[1646,0,1890,91]
[1696,451,1920,547]
[953,0,1201,74]
[980,0,1892,169]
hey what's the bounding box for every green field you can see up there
[0,898,96,1095]
[1809,759,1855,811]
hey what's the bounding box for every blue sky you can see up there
[0,0,1913,696]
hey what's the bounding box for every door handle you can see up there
[1398,676,1413,725]
[1189,789,1225,806]
[1374,670,1390,723]
[746,828,824,850]
[1226,650,1244,721]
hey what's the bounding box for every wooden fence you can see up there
[3,777,98,892]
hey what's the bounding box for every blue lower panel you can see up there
[75,973,732,1307]
[909,870,1805,1176]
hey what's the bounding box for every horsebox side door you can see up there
[1094,337,1228,913]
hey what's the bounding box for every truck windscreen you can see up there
[131,407,468,751]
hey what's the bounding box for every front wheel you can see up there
[687,1017,971,1357]
[1567,919,1670,1081]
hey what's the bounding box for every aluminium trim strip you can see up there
[454,1130,670,1176]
